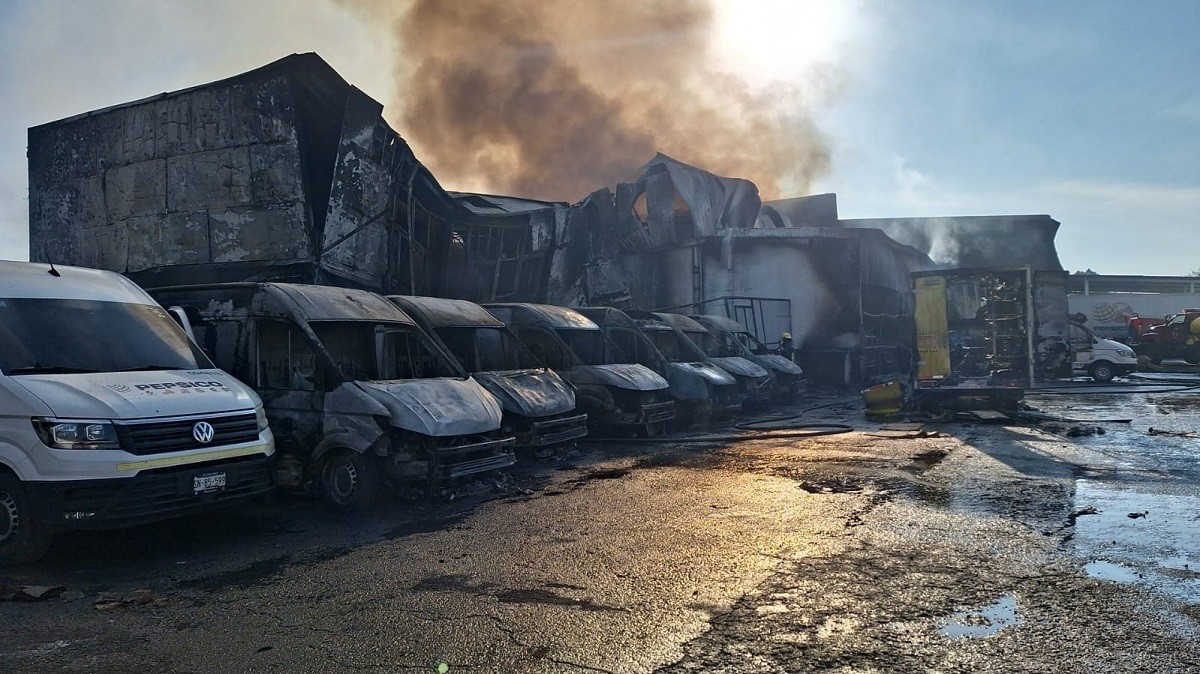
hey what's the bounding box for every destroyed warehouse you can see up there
[27,53,1069,387]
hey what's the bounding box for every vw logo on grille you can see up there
[192,421,215,444]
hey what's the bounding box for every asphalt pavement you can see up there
[2,385,1198,673]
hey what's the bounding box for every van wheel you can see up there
[0,473,53,566]
[1089,361,1115,383]
[320,450,380,511]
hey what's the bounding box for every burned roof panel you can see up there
[691,314,750,334]
[388,295,504,328]
[652,311,706,332]
[265,283,414,323]
[448,192,567,217]
[485,303,599,330]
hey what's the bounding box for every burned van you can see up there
[483,304,675,436]
[386,296,587,451]
[619,311,741,422]
[652,312,773,409]
[151,283,515,508]
[691,315,805,401]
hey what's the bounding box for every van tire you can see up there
[0,473,53,566]
[1089,361,1115,383]
[320,450,381,511]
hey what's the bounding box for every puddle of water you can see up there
[938,594,1022,639]
[1073,479,1200,602]
[1085,560,1141,583]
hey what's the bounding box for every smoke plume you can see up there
[383,0,833,202]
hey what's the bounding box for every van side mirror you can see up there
[167,306,197,343]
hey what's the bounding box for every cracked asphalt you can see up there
[2,388,1199,673]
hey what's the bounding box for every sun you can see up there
[712,0,848,86]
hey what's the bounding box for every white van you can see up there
[0,262,274,564]
[1069,321,1139,382]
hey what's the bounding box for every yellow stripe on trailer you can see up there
[117,444,271,472]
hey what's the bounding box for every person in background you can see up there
[777,332,795,362]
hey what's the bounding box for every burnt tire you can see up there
[1089,361,1115,383]
[320,450,381,511]
[0,473,53,566]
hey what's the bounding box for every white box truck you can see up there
[0,261,274,564]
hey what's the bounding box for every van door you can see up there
[1069,323,1094,371]
[254,320,326,454]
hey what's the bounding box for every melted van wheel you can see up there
[0,473,52,565]
[320,450,381,511]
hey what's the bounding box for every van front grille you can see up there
[115,412,260,455]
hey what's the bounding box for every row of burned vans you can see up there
[0,262,801,563]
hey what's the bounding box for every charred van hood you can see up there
[10,369,258,420]
[472,369,576,418]
[569,364,668,392]
[668,362,737,386]
[708,357,770,379]
[356,377,502,437]
[754,354,804,376]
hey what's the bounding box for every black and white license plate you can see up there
[193,472,227,494]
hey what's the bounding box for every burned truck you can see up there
[577,307,739,426]
[619,310,741,423]
[651,312,774,409]
[912,267,1071,409]
[151,283,515,507]
[386,296,587,452]
[483,304,675,436]
[690,314,806,400]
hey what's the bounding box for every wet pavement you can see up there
[2,383,1199,673]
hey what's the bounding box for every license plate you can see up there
[193,472,227,494]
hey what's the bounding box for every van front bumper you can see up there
[26,454,274,532]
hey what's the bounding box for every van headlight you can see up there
[255,405,269,432]
[32,418,120,449]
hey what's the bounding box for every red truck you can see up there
[1136,309,1200,364]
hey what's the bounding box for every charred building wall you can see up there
[28,53,558,303]
[548,158,935,385]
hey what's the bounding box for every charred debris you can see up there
[27,53,1068,390]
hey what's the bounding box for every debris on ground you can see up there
[0,583,65,602]
[1147,427,1197,437]
[1040,422,1106,437]
[93,589,164,611]
[1127,511,1149,520]
[866,426,945,439]
[798,479,864,494]
[1068,506,1100,524]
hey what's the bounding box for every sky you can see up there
[0,0,1196,274]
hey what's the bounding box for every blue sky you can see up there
[0,0,1196,274]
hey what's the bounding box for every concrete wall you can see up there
[29,73,314,275]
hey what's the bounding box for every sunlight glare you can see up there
[713,0,846,85]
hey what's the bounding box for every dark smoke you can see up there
[386,0,833,202]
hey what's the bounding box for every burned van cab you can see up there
[483,304,674,435]
[620,310,741,422]
[653,312,773,409]
[385,296,587,451]
[691,315,804,401]
[151,283,515,508]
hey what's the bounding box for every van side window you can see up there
[257,321,319,391]
[516,327,569,370]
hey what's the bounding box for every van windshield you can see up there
[436,327,539,372]
[555,328,609,366]
[643,328,707,363]
[0,298,211,375]
[310,321,459,381]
